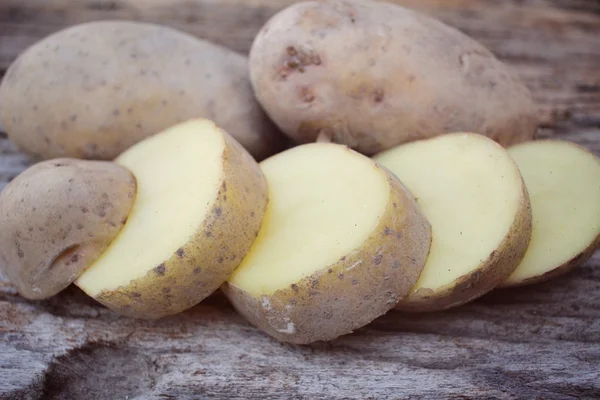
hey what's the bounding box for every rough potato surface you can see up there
[0,21,286,161]
[222,167,432,344]
[396,180,532,312]
[94,133,268,319]
[0,159,136,299]
[249,0,538,154]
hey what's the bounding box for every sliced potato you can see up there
[0,159,136,299]
[223,143,432,344]
[502,140,600,287]
[374,133,532,312]
[75,119,268,319]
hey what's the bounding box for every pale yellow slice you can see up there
[374,133,531,312]
[229,143,389,295]
[76,118,268,319]
[224,143,431,344]
[502,140,600,287]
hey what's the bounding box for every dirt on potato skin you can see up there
[222,166,432,344]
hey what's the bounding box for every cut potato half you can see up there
[223,143,432,344]
[75,119,268,319]
[0,158,136,300]
[374,133,532,312]
[502,140,600,287]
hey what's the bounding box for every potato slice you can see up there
[75,119,268,319]
[374,133,532,312]
[222,143,432,344]
[0,159,136,299]
[502,140,600,287]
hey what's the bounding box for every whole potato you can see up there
[249,0,538,155]
[0,21,286,161]
[0,159,136,299]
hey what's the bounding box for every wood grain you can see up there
[0,0,600,399]
[2,258,600,399]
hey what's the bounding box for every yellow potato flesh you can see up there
[374,133,523,295]
[505,141,600,285]
[228,143,389,296]
[76,119,224,295]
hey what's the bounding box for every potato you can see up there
[374,133,532,312]
[75,119,268,319]
[249,0,538,155]
[501,141,600,287]
[222,143,432,344]
[0,20,286,161]
[0,159,136,299]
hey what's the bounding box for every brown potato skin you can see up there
[0,21,286,161]
[0,159,136,299]
[91,132,268,319]
[249,0,538,155]
[396,178,532,312]
[222,166,432,344]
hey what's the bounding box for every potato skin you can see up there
[249,0,538,155]
[0,20,286,161]
[90,131,268,319]
[222,166,432,344]
[0,159,136,299]
[395,177,532,312]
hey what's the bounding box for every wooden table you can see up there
[1,1,599,399]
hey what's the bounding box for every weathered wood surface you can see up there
[1,0,600,399]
